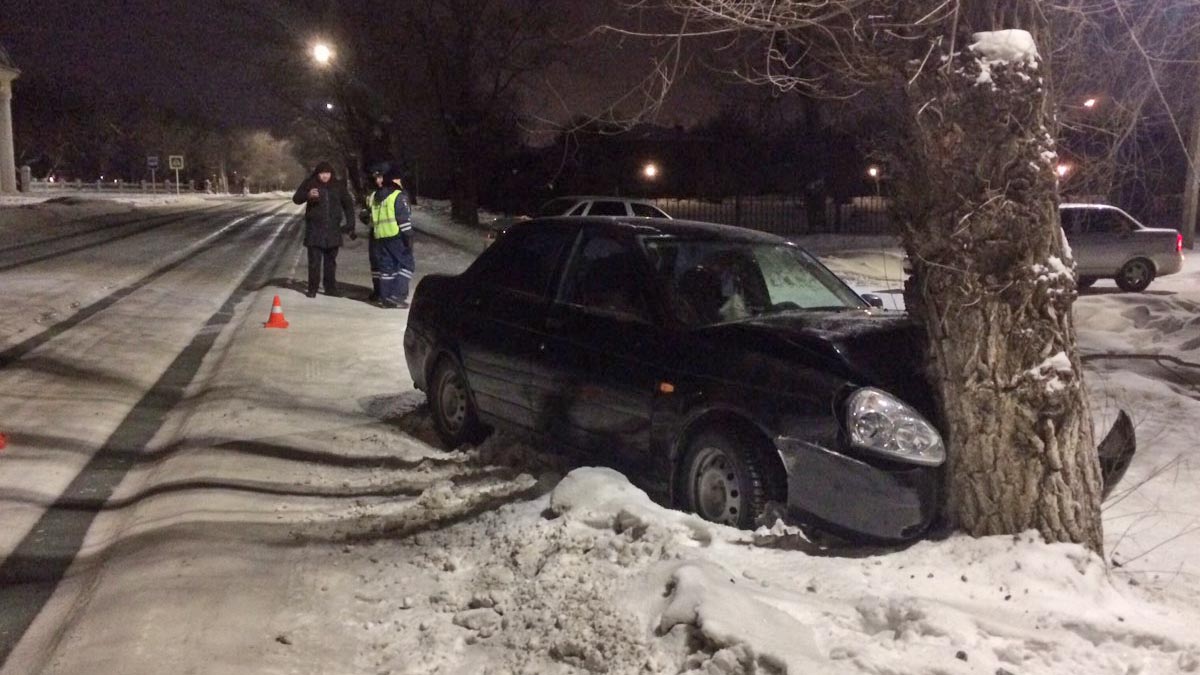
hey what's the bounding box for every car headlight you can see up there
[846,388,945,466]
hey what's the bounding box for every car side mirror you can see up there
[862,293,885,308]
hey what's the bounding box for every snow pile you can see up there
[970,29,1040,85]
[340,466,1200,674]
[1032,255,1074,284]
[1026,351,1076,393]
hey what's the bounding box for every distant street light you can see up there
[1056,162,1072,178]
[642,162,659,179]
[325,102,335,110]
[312,43,333,66]
[1083,97,1097,109]
[867,165,880,179]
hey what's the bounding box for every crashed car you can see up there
[406,216,941,541]
[403,217,1131,543]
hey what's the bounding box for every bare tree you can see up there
[615,0,1112,551]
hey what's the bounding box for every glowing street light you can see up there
[1056,162,1072,178]
[1082,97,1097,109]
[642,162,659,179]
[325,102,335,111]
[312,43,333,66]
[867,165,880,179]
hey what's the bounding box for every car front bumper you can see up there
[774,436,940,542]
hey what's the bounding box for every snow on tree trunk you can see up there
[899,30,1104,553]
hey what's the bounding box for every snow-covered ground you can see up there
[1,198,1198,674]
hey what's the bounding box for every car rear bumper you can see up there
[1155,253,1184,277]
[774,437,940,542]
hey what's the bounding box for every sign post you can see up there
[168,155,184,194]
[147,155,159,191]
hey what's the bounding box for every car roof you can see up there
[542,195,661,205]
[523,216,787,244]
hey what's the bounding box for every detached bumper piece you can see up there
[775,437,940,542]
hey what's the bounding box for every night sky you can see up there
[1,1,717,134]
[2,1,288,126]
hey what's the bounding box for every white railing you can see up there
[25,179,199,193]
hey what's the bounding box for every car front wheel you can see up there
[679,430,777,529]
[1116,258,1155,292]
[429,357,486,448]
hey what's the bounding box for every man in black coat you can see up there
[292,161,356,297]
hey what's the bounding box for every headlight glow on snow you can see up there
[846,388,945,466]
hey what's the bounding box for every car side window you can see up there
[630,203,666,218]
[568,202,589,216]
[587,201,629,216]
[1085,210,1122,234]
[471,226,574,298]
[559,234,650,320]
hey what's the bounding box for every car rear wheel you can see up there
[1077,276,1097,290]
[1116,258,1155,292]
[429,357,486,448]
[679,430,777,529]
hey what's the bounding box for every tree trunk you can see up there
[899,35,1104,553]
[1181,73,1200,250]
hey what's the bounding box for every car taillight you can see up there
[1178,233,1184,253]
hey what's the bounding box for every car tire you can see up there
[429,357,486,449]
[1115,258,1155,292]
[679,429,779,529]
[1077,276,1097,290]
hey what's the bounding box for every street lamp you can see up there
[312,43,333,66]
[325,102,335,111]
[642,162,659,179]
[1056,162,1071,178]
[867,165,882,197]
[1082,97,1097,109]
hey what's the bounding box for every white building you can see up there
[0,43,19,194]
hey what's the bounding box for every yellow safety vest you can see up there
[371,191,401,239]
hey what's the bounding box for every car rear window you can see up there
[470,226,576,298]
[536,198,578,217]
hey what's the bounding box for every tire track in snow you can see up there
[0,203,289,370]
[0,206,301,667]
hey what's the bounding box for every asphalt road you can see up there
[0,198,483,673]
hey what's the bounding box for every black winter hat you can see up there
[384,166,405,182]
[313,161,335,175]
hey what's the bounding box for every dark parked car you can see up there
[404,217,945,542]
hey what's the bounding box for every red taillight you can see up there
[1178,233,1184,253]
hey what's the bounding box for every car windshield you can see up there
[641,237,867,327]
[536,198,578,217]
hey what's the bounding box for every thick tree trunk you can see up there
[1181,75,1200,250]
[899,36,1104,553]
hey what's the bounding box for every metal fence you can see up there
[24,179,200,194]
[647,195,894,235]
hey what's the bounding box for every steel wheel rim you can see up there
[438,371,468,433]
[690,446,741,525]
[1122,261,1150,287]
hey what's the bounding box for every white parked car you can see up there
[1060,203,1184,292]
[487,196,672,242]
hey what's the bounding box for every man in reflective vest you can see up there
[369,167,415,308]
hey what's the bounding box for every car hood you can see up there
[695,309,936,416]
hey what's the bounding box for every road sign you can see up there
[168,155,184,170]
[147,155,159,169]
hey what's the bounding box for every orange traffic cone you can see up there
[264,295,289,329]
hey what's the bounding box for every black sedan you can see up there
[403,217,944,542]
